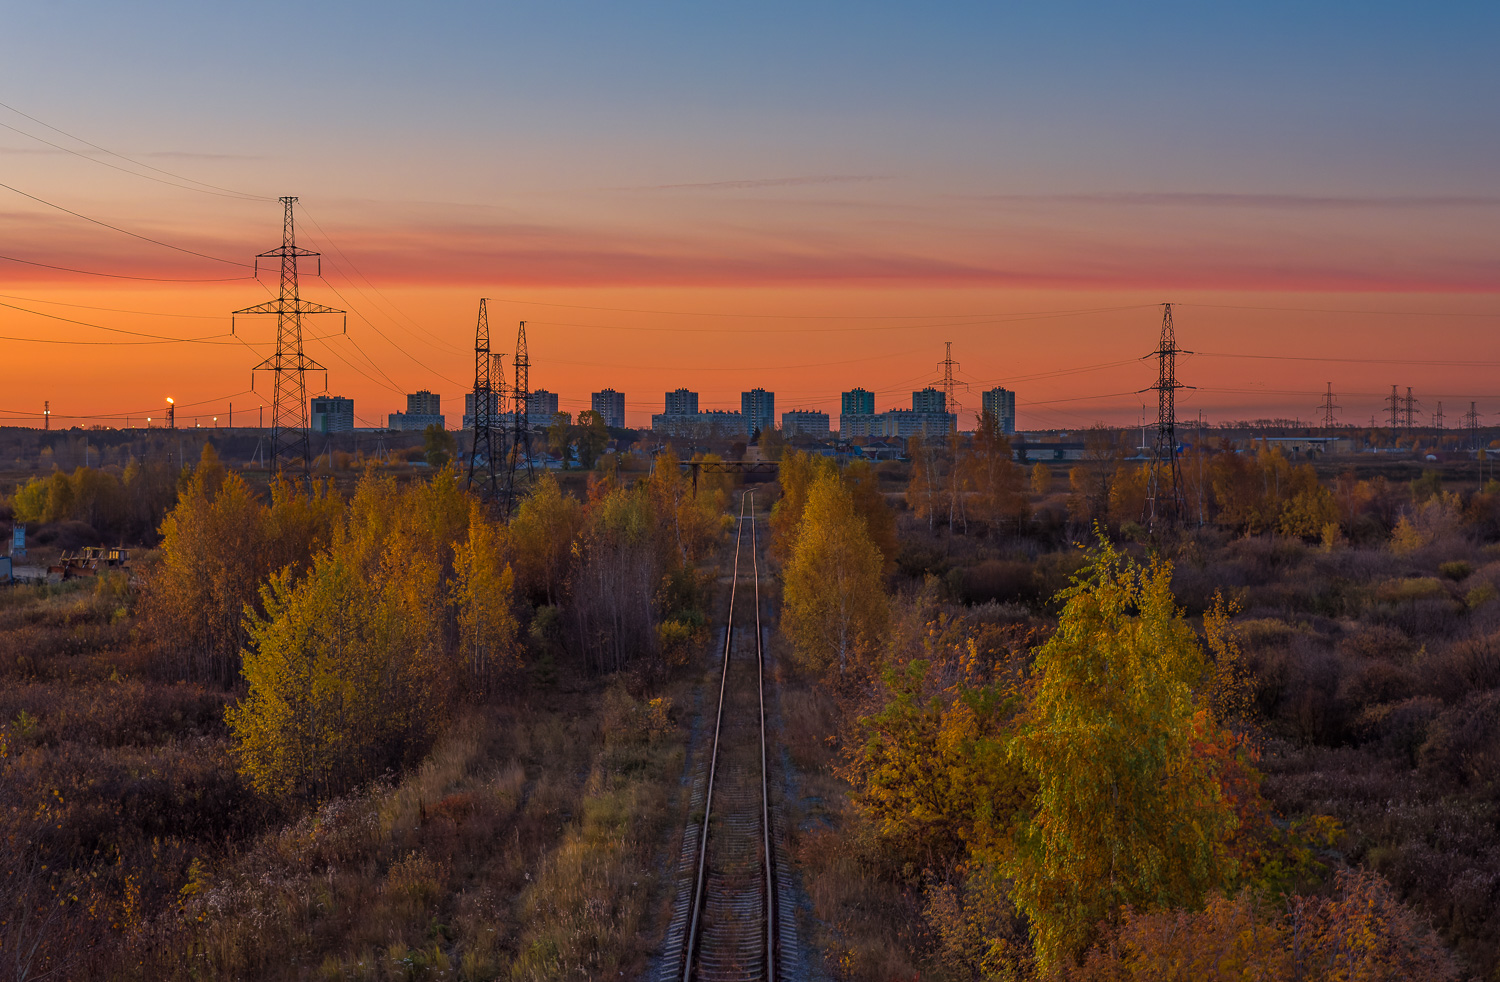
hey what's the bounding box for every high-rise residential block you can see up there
[982,387,1017,434]
[310,395,354,434]
[592,388,626,429]
[781,410,830,440]
[526,389,560,428]
[664,388,699,416]
[407,390,441,416]
[841,387,875,416]
[912,387,946,414]
[742,388,775,436]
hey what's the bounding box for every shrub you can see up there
[1439,560,1473,581]
[1419,690,1500,787]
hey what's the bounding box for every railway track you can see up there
[659,491,792,982]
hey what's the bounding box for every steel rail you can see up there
[682,491,748,981]
[751,493,777,980]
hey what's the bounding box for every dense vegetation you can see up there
[772,421,1496,980]
[4,420,1499,981]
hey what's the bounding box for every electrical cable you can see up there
[488,297,1154,320]
[0,292,225,319]
[0,253,253,282]
[0,299,234,343]
[0,180,253,267]
[0,99,271,200]
[295,203,468,354]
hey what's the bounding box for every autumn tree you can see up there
[966,410,1028,534]
[843,458,898,570]
[228,472,468,800]
[568,483,660,673]
[1031,462,1053,495]
[423,424,456,470]
[546,411,574,463]
[769,448,833,563]
[1067,871,1458,982]
[905,436,942,530]
[508,472,584,604]
[782,469,889,678]
[451,501,521,693]
[575,409,609,469]
[1005,542,1241,966]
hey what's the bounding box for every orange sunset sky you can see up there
[2,3,1497,431]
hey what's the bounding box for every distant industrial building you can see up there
[982,387,1017,434]
[742,388,775,436]
[592,388,626,429]
[664,388,699,416]
[389,390,444,431]
[781,410,830,441]
[310,395,354,434]
[526,389,560,428]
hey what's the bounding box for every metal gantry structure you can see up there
[467,298,502,498]
[1318,382,1340,430]
[234,197,344,480]
[504,320,536,515]
[938,340,959,414]
[1143,303,1189,530]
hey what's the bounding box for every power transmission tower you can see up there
[1386,385,1402,429]
[235,197,344,481]
[938,340,959,414]
[1141,303,1191,530]
[1463,401,1481,451]
[1433,401,1445,430]
[466,298,501,498]
[1404,387,1419,430]
[503,320,536,515]
[1317,382,1339,430]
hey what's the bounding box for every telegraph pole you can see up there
[234,197,345,481]
[1142,303,1191,530]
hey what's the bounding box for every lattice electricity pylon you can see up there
[1141,303,1192,530]
[234,197,344,481]
[1404,387,1420,430]
[503,319,536,516]
[466,298,501,498]
[1463,402,1481,451]
[1387,386,1402,429]
[1318,383,1340,430]
[938,340,960,414]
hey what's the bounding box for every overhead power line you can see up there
[0,253,253,282]
[0,180,252,268]
[0,99,271,201]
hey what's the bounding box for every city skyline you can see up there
[1,4,1497,429]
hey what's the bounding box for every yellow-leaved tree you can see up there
[782,470,889,678]
[228,472,466,800]
[451,500,521,693]
[1004,541,1240,967]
